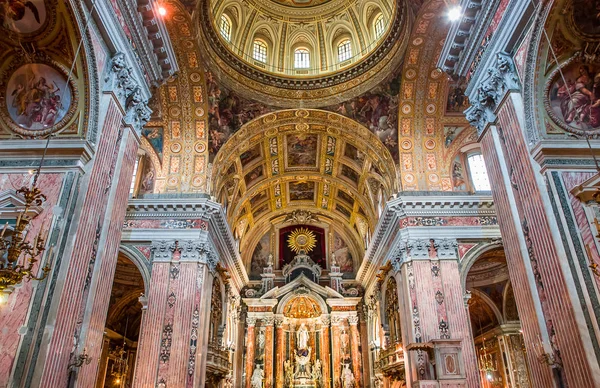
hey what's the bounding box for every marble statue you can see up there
[342,363,355,388]
[294,346,312,378]
[284,359,294,387]
[257,329,265,350]
[297,323,309,350]
[251,364,264,388]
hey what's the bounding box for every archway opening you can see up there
[95,254,145,388]
[465,247,530,388]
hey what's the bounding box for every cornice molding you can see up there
[126,197,249,290]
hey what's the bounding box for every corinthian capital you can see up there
[151,240,176,262]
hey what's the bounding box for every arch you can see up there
[469,288,504,328]
[459,241,504,291]
[118,245,151,294]
[275,290,329,316]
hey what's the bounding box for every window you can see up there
[220,15,231,41]
[294,48,310,68]
[467,153,491,191]
[337,39,352,62]
[375,15,385,39]
[253,40,267,63]
[129,156,140,197]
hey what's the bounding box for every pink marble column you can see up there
[245,317,257,388]
[264,317,275,388]
[348,314,362,387]
[320,316,331,388]
[330,318,342,387]
[275,318,284,388]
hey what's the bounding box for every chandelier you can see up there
[110,343,129,385]
[0,175,51,303]
[478,338,497,382]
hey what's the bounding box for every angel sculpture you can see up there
[312,358,322,380]
[284,359,294,388]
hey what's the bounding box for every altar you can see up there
[241,242,364,388]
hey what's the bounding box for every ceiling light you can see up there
[157,6,167,17]
[447,6,462,22]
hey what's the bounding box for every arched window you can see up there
[253,40,267,63]
[337,39,352,62]
[129,155,140,197]
[294,48,310,68]
[374,15,385,39]
[467,153,491,191]
[220,15,231,41]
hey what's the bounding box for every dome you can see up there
[196,0,410,107]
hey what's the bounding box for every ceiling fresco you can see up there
[140,0,210,193]
[212,109,398,272]
[0,0,89,139]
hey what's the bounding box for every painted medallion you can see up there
[0,0,46,34]
[6,63,72,132]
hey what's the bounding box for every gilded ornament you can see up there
[287,227,317,254]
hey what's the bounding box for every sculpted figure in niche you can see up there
[341,363,355,388]
[284,359,294,387]
[297,323,309,350]
[251,364,264,388]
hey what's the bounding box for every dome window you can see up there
[337,39,352,62]
[253,40,267,63]
[220,15,231,41]
[467,153,491,191]
[375,15,385,39]
[294,48,310,68]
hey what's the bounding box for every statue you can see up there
[297,323,309,350]
[257,329,266,351]
[294,346,312,378]
[312,358,322,381]
[341,363,355,388]
[340,328,350,359]
[251,364,264,388]
[284,359,294,387]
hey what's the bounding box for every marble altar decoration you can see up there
[6,63,72,132]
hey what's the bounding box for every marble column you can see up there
[275,318,285,388]
[330,317,342,388]
[320,316,331,388]
[359,313,371,386]
[348,314,362,387]
[264,317,275,388]
[245,317,257,388]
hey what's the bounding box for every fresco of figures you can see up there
[445,83,470,114]
[250,233,271,279]
[206,71,273,160]
[571,0,600,37]
[0,0,46,34]
[6,63,71,131]
[548,62,600,131]
[332,232,354,276]
[324,70,401,160]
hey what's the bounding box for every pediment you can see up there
[260,274,344,300]
[0,190,42,218]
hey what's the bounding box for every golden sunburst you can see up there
[287,228,317,254]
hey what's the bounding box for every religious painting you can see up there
[336,203,352,219]
[323,70,401,160]
[286,134,318,168]
[333,231,354,275]
[6,63,72,131]
[240,143,262,168]
[336,189,354,207]
[547,62,600,133]
[445,83,470,114]
[279,224,325,268]
[142,127,164,161]
[451,157,467,191]
[571,0,600,37]
[250,233,271,279]
[244,164,264,187]
[443,126,465,148]
[343,142,365,165]
[289,181,315,201]
[206,71,273,160]
[249,190,267,207]
[137,157,155,195]
[0,0,46,34]
[340,164,360,185]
